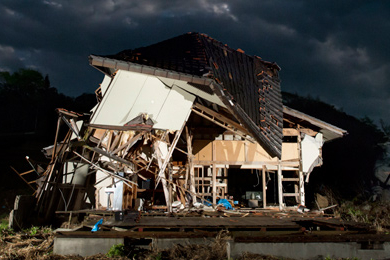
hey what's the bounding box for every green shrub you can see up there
[107,243,125,257]
[28,226,40,236]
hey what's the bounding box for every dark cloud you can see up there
[0,0,389,123]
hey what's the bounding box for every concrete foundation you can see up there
[230,241,390,260]
[53,237,124,256]
[54,236,390,259]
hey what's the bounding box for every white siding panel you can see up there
[90,70,147,126]
[154,85,195,130]
[124,76,170,123]
[91,71,195,130]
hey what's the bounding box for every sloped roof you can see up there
[283,106,347,141]
[89,32,283,158]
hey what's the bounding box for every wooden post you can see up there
[299,170,305,206]
[185,127,196,203]
[212,164,217,205]
[262,165,267,208]
[297,131,305,206]
[155,121,186,210]
[168,165,172,213]
[277,162,283,210]
[212,141,217,205]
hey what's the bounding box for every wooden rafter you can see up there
[191,103,254,143]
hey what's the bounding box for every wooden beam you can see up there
[277,162,283,210]
[193,103,249,134]
[282,128,299,136]
[191,104,254,143]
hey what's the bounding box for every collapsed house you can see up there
[28,33,346,220]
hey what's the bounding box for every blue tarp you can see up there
[217,199,233,210]
[91,218,103,232]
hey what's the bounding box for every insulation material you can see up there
[301,133,324,174]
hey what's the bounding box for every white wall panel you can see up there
[91,70,148,126]
[124,76,170,123]
[154,85,195,130]
[91,70,195,131]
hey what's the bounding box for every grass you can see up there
[0,213,9,231]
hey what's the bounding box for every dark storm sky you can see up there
[1,1,389,123]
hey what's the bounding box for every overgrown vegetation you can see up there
[107,243,125,257]
[337,199,390,232]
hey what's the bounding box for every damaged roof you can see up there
[89,32,283,158]
[283,106,348,141]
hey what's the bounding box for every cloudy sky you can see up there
[1,0,389,124]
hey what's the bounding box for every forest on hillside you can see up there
[0,69,388,207]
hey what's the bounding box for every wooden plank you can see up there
[283,193,299,197]
[215,141,245,162]
[282,178,299,182]
[283,128,299,136]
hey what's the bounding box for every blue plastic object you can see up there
[91,218,103,232]
[217,199,233,210]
